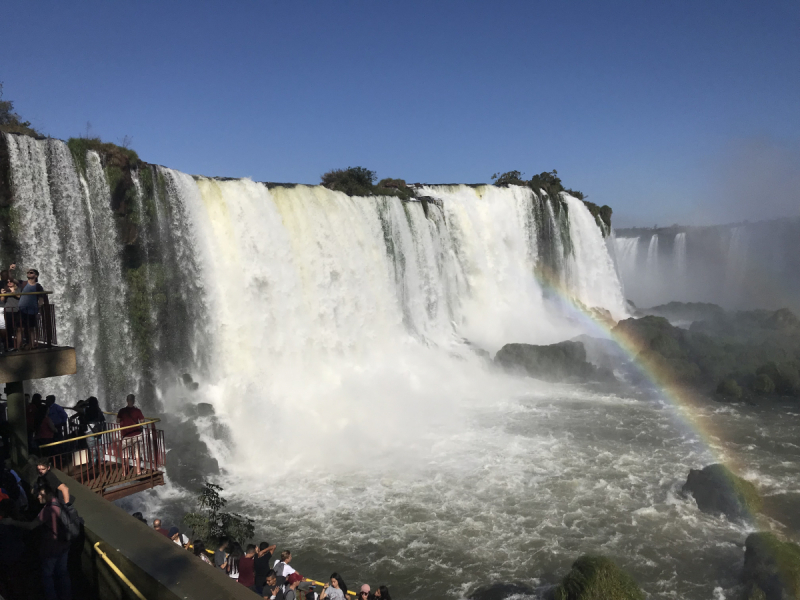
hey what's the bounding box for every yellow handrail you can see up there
[39,418,161,449]
[0,290,54,298]
[93,541,147,600]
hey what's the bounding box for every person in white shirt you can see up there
[273,549,296,579]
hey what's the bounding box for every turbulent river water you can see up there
[3,133,799,599]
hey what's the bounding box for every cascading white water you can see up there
[722,226,749,307]
[144,179,629,473]
[674,232,687,279]
[3,135,139,404]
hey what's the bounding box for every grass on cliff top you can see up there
[67,137,140,173]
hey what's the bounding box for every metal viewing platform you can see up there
[39,417,167,501]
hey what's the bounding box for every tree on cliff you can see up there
[321,166,376,196]
[183,482,255,546]
[0,83,42,137]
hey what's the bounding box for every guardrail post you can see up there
[4,380,27,466]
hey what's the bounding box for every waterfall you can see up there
[722,226,749,307]
[1,133,629,467]
[674,232,687,278]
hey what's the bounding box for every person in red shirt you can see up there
[238,544,257,590]
[152,518,170,537]
[117,394,145,475]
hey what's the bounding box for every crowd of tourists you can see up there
[135,513,394,600]
[0,456,79,600]
[0,263,49,353]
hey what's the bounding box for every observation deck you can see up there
[39,416,166,501]
[0,289,167,500]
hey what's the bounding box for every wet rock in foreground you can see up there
[743,532,800,600]
[553,555,644,600]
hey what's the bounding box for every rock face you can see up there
[553,555,644,600]
[494,341,614,383]
[743,532,800,600]
[682,464,762,521]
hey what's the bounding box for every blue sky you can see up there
[2,0,798,227]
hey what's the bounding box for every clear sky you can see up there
[2,0,798,227]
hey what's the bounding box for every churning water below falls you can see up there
[4,134,798,600]
[143,372,800,600]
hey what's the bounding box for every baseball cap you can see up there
[287,572,304,585]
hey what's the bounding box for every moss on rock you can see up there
[716,378,743,399]
[554,555,645,600]
[743,532,800,600]
[682,463,762,521]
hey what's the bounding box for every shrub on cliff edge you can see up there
[321,166,376,196]
[0,83,42,137]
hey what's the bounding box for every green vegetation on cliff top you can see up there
[0,83,43,137]
[492,169,612,230]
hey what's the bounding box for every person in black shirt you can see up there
[35,458,70,504]
[254,541,277,595]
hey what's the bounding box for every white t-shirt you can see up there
[173,533,189,547]
[273,560,296,577]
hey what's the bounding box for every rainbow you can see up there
[534,267,769,526]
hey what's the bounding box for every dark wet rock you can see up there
[494,341,615,383]
[553,555,644,600]
[469,582,535,600]
[181,373,200,391]
[756,362,800,397]
[639,301,725,324]
[196,402,215,417]
[752,374,776,395]
[158,412,220,489]
[743,532,800,600]
[682,463,762,521]
[716,378,743,399]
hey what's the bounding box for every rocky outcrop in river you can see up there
[682,463,762,522]
[494,341,615,383]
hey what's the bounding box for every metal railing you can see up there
[39,419,166,497]
[0,291,58,352]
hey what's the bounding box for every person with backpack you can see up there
[0,483,78,600]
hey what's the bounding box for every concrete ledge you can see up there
[54,468,257,600]
[0,346,77,382]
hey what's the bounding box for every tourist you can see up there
[6,485,73,600]
[19,268,47,350]
[225,544,242,581]
[117,394,145,476]
[82,397,106,469]
[153,519,170,537]
[284,572,304,600]
[254,541,278,594]
[238,544,257,589]
[274,549,296,583]
[262,570,282,600]
[35,458,70,504]
[320,573,348,600]
[374,585,391,600]
[46,395,68,439]
[358,584,371,600]
[193,540,213,565]
[0,278,20,352]
[0,497,26,599]
[215,537,230,569]
[36,408,57,453]
[7,263,22,287]
[168,526,189,548]
[299,581,319,600]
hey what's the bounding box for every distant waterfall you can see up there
[1,131,629,437]
[674,232,686,278]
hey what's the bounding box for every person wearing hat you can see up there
[298,580,319,600]
[284,573,303,600]
[358,584,371,600]
[168,526,189,548]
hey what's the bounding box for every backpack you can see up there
[56,499,84,543]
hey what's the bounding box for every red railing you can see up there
[40,420,166,500]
